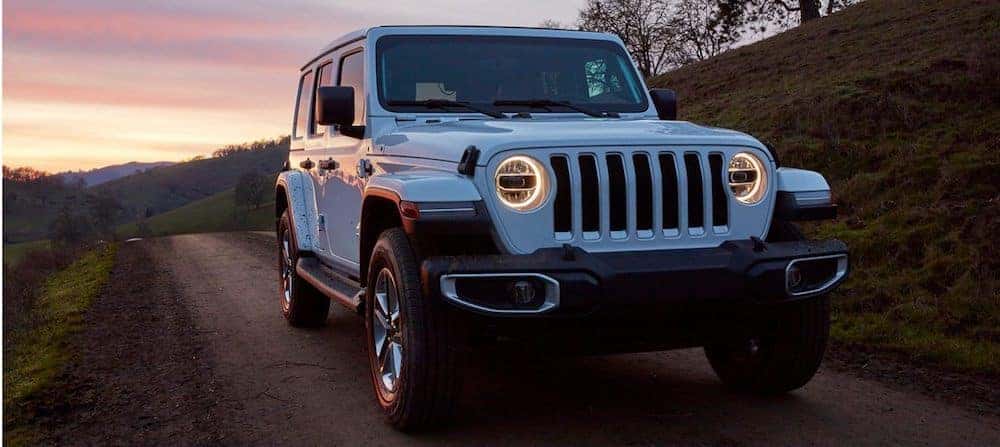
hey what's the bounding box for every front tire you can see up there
[704,296,830,394]
[278,211,329,327]
[365,228,459,431]
[704,220,830,394]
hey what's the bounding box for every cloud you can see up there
[3,0,584,172]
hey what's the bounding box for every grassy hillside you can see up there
[3,240,52,268]
[117,186,275,239]
[651,0,999,372]
[94,139,287,220]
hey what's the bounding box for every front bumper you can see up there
[421,238,849,319]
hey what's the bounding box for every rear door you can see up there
[288,68,332,255]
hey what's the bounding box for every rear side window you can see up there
[293,71,314,138]
[313,62,334,136]
[338,51,365,126]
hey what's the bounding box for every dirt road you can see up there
[46,233,1000,445]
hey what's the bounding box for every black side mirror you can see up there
[316,86,355,126]
[649,89,677,120]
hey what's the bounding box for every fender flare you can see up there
[276,170,320,253]
[774,168,836,221]
[364,171,483,203]
[358,171,485,284]
[776,167,830,193]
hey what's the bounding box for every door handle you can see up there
[318,158,339,170]
[357,159,373,178]
[299,158,315,170]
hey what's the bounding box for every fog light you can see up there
[787,265,803,290]
[510,280,537,305]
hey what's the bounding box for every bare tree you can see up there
[666,0,744,65]
[234,172,266,211]
[718,0,859,31]
[579,0,674,77]
[88,194,123,239]
[577,0,744,75]
[539,19,568,29]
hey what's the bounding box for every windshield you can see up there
[376,35,648,115]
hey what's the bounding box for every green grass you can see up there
[651,0,999,373]
[3,244,117,446]
[117,186,275,239]
[3,240,52,267]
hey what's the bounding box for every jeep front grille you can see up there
[484,146,772,254]
[549,150,731,242]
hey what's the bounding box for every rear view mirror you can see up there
[649,89,677,121]
[316,86,355,127]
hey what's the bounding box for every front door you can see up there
[319,48,367,272]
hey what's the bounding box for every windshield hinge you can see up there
[457,146,480,176]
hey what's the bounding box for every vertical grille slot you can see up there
[709,153,728,228]
[551,156,572,234]
[684,153,705,230]
[658,153,679,231]
[606,154,627,233]
[632,153,653,232]
[579,155,600,234]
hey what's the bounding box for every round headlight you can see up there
[728,152,768,205]
[494,155,548,211]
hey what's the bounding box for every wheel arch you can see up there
[276,170,319,253]
[360,188,404,287]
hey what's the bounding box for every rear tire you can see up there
[704,220,829,394]
[365,228,459,431]
[278,211,329,327]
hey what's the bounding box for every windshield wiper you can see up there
[387,99,506,119]
[493,99,619,118]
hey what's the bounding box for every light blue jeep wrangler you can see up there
[276,25,848,430]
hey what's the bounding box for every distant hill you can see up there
[650,0,999,372]
[58,161,175,187]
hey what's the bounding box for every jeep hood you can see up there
[372,118,767,164]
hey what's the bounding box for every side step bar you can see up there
[296,257,364,314]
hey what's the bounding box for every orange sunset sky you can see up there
[2,0,580,173]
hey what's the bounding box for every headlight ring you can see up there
[494,155,549,212]
[728,152,768,205]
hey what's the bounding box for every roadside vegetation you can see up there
[651,0,999,373]
[3,244,117,445]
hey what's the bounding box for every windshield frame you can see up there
[374,34,650,116]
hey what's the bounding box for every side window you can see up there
[293,71,314,139]
[313,62,334,136]
[338,50,365,127]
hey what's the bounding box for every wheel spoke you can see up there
[374,294,390,329]
[380,339,392,374]
[388,283,400,325]
[377,332,390,368]
[371,267,402,393]
[390,342,402,378]
[374,326,387,356]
